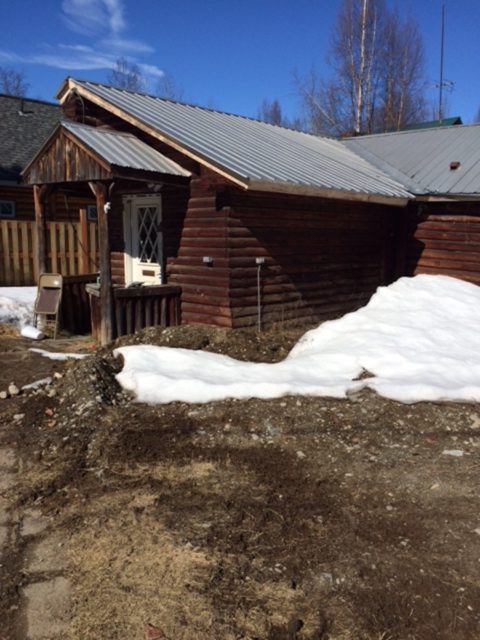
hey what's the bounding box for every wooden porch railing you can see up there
[61,273,98,335]
[86,284,182,342]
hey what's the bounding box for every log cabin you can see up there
[21,78,480,344]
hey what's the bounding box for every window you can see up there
[0,200,16,218]
[87,204,97,221]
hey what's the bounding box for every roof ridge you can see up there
[343,121,480,141]
[69,77,316,136]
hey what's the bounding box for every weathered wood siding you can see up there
[404,202,480,285]
[23,130,110,184]
[226,191,397,328]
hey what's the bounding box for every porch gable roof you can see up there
[22,120,191,185]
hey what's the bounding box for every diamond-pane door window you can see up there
[138,206,160,264]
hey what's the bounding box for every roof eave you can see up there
[247,179,411,207]
[415,193,480,201]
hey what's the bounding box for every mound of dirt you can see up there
[2,325,480,640]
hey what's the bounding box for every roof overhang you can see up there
[415,194,480,202]
[248,179,410,207]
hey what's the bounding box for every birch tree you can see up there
[297,0,426,135]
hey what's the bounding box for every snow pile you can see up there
[0,287,37,328]
[114,275,480,405]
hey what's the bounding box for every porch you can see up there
[22,120,191,344]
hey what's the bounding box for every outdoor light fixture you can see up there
[255,257,266,265]
[202,256,214,265]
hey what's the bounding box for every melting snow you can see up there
[114,275,480,405]
[0,287,37,328]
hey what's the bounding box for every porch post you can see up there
[89,181,114,345]
[33,184,49,276]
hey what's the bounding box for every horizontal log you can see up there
[182,313,233,328]
[411,256,480,273]
[181,301,232,318]
[411,265,480,284]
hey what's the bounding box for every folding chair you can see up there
[34,273,63,339]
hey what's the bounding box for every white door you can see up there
[124,196,163,285]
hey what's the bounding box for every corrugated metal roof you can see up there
[62,120,190,177]
[343,125,480,195]
[63,79,411,200]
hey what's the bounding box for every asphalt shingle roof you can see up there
[0,94,60,182]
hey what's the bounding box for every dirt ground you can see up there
[0,323,479,640]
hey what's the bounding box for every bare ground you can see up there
[0,324,479,640]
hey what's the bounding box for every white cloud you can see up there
[103,36,154,54]
[138,63,164,79]
[61,0,125,37]
[0,50,22,63]
[2,0,163,84]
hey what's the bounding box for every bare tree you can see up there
[0,67,29,97]
[258,99,284,126]
[379,10,427,131]
[107,57,145,92]
[257,98,305,130]
[296,0,427,135]
[156,72,184,101]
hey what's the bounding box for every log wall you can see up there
[226,191,397,328]
[404,202,480,285]
[168,176,232,326]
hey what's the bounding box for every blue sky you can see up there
[1,0,479,123]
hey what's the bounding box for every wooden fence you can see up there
[0,209,98,285]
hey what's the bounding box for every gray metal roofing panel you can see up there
[72,80,411,199]
[61,120,190,177]
[343,126,480,195]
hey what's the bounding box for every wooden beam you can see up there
[248,180,411,208]
[33,184,52,276]
[89,181,114,345]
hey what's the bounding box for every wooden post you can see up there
[33,184,49,276]
[79,208,88,274]
[89,181,114,345]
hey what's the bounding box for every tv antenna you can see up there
[436,1,454,123]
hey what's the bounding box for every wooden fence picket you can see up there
[0,218,98,285]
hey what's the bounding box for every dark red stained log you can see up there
[404,202,480,284]
[89,181,113,345]
[169,174,233,327]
